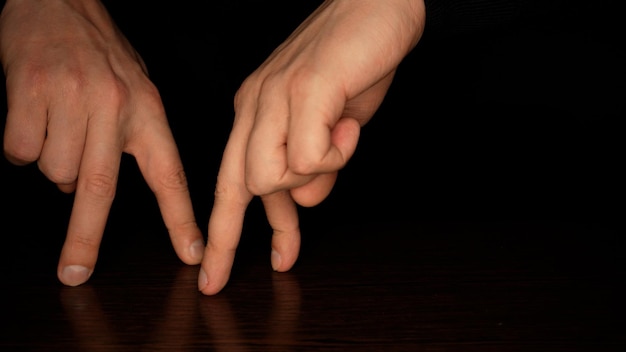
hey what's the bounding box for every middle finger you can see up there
[57,109,122,286]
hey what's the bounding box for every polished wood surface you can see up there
[1,218,624,351]
[1,1,623,351]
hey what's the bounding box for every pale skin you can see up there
[199,0,427,295]
[0,0,426,293]
[0,0,205,286]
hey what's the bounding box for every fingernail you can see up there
[60,265,92,286]
[198,267,208,291]
[189,239,205,263]
[271,249,281,271]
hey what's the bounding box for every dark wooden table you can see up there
[1,203,624,351]
[1,1,624,350]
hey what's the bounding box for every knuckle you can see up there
[135,81,164,112]
[12,62,49,95]
[214,179,250,208]
[234,74,260,112]
[62,70,89,95]
[40,163,77,185]
[287,68,320,96]
[244,167,276,196]
[245,177,282,197]
[52,66,127,108]
[257,72,290,102]
[244,177,265,196]
[260,71,282,90]
[157,167,189,193]
[244,157,295,196]
[233,80,247,108]
[97,76,126,106]
[47,65,92,101]
[69,232,99,251]
[3,143,39,164]
[289,154,323,175]
[82,172,117,200]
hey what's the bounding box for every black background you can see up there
[1,1,623,259]
[0,3,624,350]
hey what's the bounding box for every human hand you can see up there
[199,0,426,295]
[0,0,204,286]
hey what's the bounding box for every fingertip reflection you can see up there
[199,270,302,350]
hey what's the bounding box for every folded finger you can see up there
[2,69,48,165]
[245,83,315,195]
[290,171,338,207]
[261,190,301,273]
[288,79,360,175]
[38,93,88,191]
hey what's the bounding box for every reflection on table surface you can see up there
[1,221,624,351]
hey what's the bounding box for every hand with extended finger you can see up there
[0,0,204,286]
[199,0,427,295]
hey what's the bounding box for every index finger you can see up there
[57,113,121,286]
[199,131,254,295]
